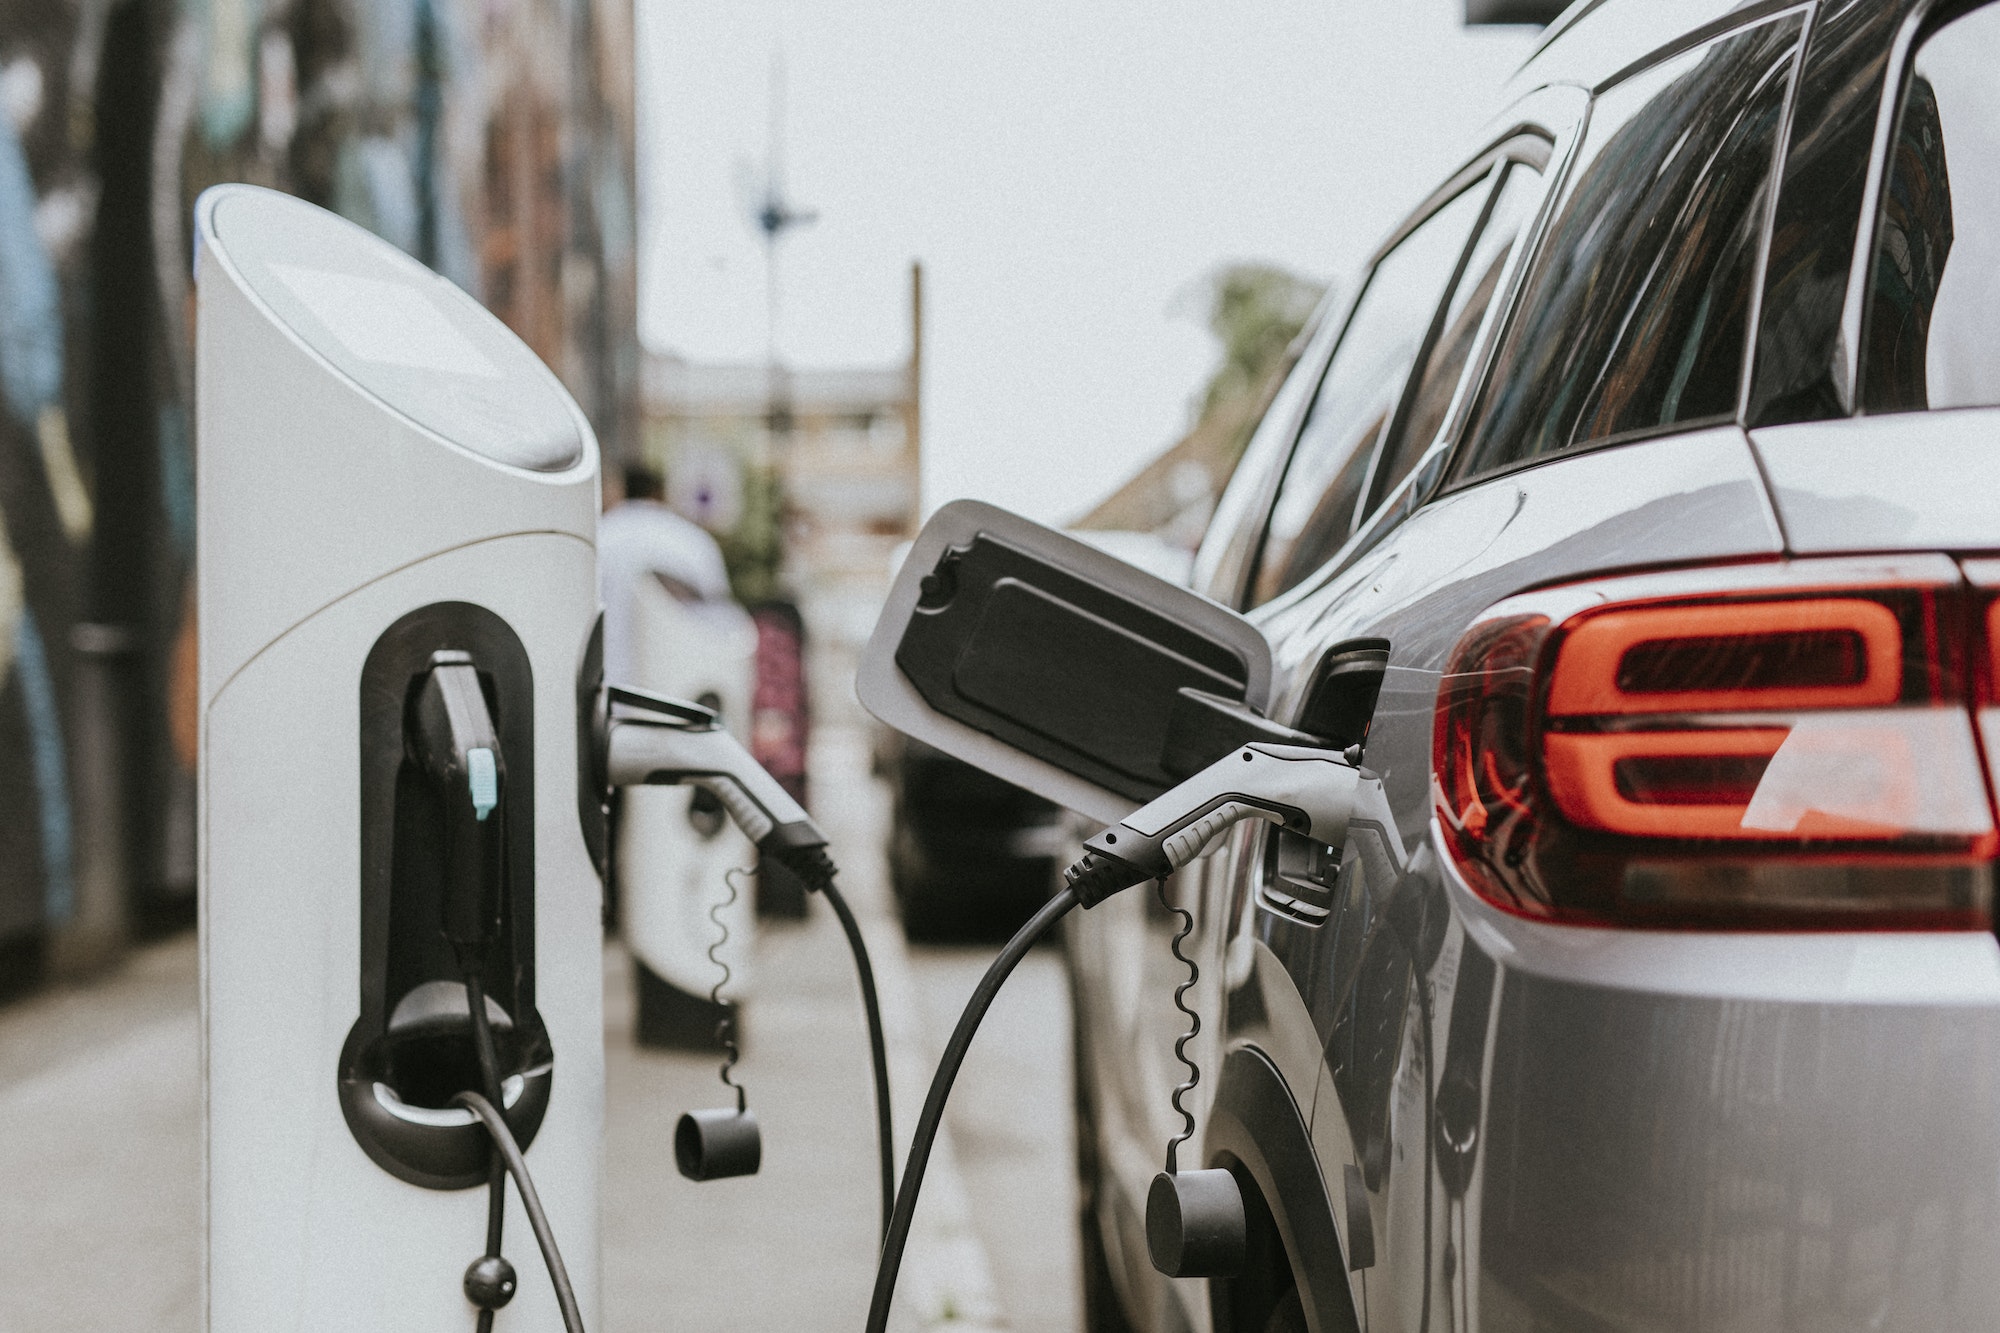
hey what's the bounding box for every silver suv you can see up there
[866,1,2000,1329]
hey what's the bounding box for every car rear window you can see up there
[1861,1,2000,415]
[1451,15,1805,484]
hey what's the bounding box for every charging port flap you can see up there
[859,501,1278,824]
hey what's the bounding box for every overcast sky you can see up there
[637,2,1540,525]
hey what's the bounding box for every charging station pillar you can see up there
[196,185,602,1330]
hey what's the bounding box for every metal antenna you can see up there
[752,49,817,445]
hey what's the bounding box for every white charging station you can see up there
[197,185,602,1330]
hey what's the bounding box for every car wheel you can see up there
[1071,953,1136,1333]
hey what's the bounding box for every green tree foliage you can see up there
[1194,263,1325,464]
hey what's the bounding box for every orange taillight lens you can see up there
[1546,598,1903,715]
[1434,559,1997,929]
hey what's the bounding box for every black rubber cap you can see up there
[676,1107,762,1181]
[1147,1168,1246,1278]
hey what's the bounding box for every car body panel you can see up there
[1475,945,2000,1332]
[1752,408,2000,552]
[1245,427,1782,1333]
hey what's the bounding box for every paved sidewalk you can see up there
[0,934,201,1331]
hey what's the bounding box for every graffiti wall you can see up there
[0,0,635,955]
[0,0,94,945]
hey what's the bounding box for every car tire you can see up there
[1071,953,1137,1333]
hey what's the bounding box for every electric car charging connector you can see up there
[863,742,1362,1333]
[599,685,898,1235]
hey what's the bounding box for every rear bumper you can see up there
[1451,875,2000,1331]
[1478,963,2000,1331]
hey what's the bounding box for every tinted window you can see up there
[1191,302,1340,606]
[1367,161,1545,513]
[1249,179,1490,606]
[1452,17,1803,483]
[1862,2,2000,414]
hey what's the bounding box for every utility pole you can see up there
[753,51,816,452]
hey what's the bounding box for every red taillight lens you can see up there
[1433,559,1998,929]
[1546,598,1904,714]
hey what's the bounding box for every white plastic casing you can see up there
[196,186,601,1331]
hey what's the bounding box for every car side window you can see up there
[1450,15,1805,484]
[1191,301,1341,607]
[1365,160,1545,516]
[1861,1,2000,414]
[1247,178,1491,607]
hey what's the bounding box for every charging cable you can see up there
[456,1088,585,1333]
[459,956,515,1331]
[863,741,1360,1332]
[864,885,1080,1333]
[1157,877,1201,1179]
[709,866,751,1114]
[789,860,895,1240]
[604,686,896,1237]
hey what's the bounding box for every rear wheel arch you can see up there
[1204,1045,1362,1333]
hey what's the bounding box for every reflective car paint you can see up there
[1504,0,1802,100]
[1754,407,2000,552]
[1278,428,1781,1330]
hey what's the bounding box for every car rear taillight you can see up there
[1433,557,1998,928]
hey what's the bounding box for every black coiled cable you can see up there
[1156,878,1201,1176]
[864,884,1081,1333]
[710,867,750,1112]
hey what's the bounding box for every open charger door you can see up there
[858,501,1284,825]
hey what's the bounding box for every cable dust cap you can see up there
[675,1108,762,1181]
[1146,1168,1246,1279]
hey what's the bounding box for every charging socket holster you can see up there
[338,603,553,1190]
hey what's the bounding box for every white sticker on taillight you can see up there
[1739,710,1992,837]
